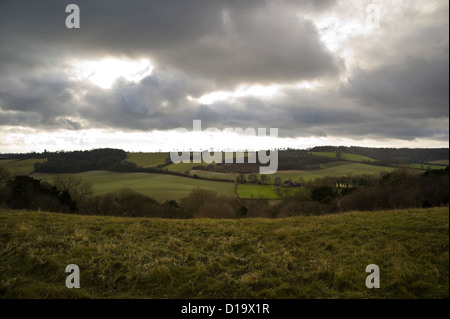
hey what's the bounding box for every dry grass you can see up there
[0,207,448,299]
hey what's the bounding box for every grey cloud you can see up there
[0,109,42,127]
[76,69,207,130]
[345,56,449,119]
[0,0,448,146]
[0,0,340,88]
[64,119,82,130]
[187,86,448,141]
[0,67,82,128]
[157,4,341,87]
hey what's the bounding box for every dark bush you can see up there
[310,186,338,204]
[4,175,76,212]
[80,188,163,217]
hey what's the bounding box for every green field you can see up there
[192,162,395,184]
[31,171,235,202]
[0,207,447,298]
[165,161,212,173]
[126,152,169,168]
[310,152,376,163]
[402,163,448,170]
[0,159,45,174]
[268,162,394,182]
[31,162,396,202]
[234,163,396,199]
[236,184,301,199]
[237,184,280,199]
[0,159,15,166]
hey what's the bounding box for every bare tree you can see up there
[183,187,217,216]
[52,175,93,203]
[274,176,282,186]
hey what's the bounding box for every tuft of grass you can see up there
[0,207,448,299]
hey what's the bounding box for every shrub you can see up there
[183,187,217,216]
[80,188,161,217]
[4,175,76,212]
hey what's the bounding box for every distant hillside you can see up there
[309,151,376,163]
[2,147,448,175]
[0,158,44,174]
[188,150,335,173]
[310,146,449,165]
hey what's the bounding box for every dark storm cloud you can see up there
[0,64,83,128]
[0,0,339,129]
[0,0,448,145]
[189,82,448,141]
[0,0,340,86]
[345,56,449,119]
[0,109,42,127]
[76,69,212,130]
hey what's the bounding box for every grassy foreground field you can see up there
[0,207,448,299]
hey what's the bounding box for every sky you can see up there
[0,0,448,153]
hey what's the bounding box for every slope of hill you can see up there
[0,207,447,298]
[310,146,449,165]
[126,152,169,168]
[0,159,45,174]
[31,171,236,202]
[309,151,377,163]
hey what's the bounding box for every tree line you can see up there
[3,147,448,171]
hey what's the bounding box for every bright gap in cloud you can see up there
[195,84,280,105]
[304,2,383,69]
[69,58,153,89]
